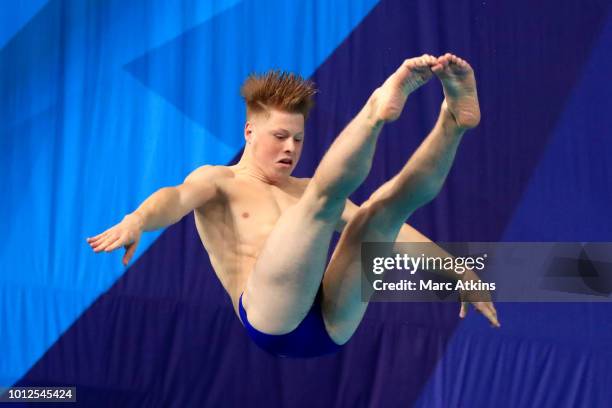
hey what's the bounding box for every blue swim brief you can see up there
[238,290,342,358]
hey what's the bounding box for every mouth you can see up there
[277,158,293,167]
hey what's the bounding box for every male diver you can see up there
[87,53,499,357]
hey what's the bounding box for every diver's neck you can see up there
[235,151,289,186]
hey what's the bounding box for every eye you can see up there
[274,133,286,139]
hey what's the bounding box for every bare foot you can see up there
[432,53,480,129]
[373,54,437,122]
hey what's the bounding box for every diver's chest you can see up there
[228,185,302,229]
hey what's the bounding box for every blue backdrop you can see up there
[2,0,611,406]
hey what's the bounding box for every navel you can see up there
[242,212,250,219]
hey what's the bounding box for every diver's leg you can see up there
[243,56,437,334]
[321,55,480,344]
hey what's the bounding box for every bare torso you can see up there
[192,165,309,315]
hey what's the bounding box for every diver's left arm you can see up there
[338,199,500,327]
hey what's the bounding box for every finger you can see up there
[487,303,500,325]
[486,302,498,316]
[104,235,126,252]
[480,301,497,316]
[477,303,500,328]
[87,231,110,244]
[123,243,138,266]
[89,236,108,248]
[94,234,118,252]
[90,228,116,244]
[459,302,468,318]
[92,234,114,251]
[87,233,105,242]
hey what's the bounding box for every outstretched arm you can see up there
[395,224,499,327]
[86,165,221,265]
[337,199,500,327]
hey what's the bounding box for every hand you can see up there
[459,299,500,328]
[86,213,144,266]
[458,271,500,328]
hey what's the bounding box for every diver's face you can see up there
[245,109,304,182]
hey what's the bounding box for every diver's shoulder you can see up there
[185,165,235,182]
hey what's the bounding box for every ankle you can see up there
[364,88,389,128]
[439,101,466,136]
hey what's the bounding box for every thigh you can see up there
[321,203,402,344]
[242,189,345,335]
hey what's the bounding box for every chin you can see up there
[269,170,291,183]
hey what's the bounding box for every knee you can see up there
[352,196,409,242]
[360,196,388,215]
[344,201,391,242]
[349,200,379,230]
[302,186,346,222]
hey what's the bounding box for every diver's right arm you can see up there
[86,165,221,265]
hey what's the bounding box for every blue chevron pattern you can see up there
[2,0,612,406]
[0,0,378,388]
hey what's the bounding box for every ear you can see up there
[244,121,253,144]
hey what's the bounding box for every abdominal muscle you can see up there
[192,170,306,316]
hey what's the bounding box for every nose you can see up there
[283,138,296,153]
